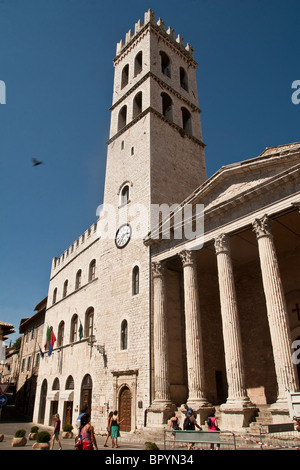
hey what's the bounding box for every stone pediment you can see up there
[189,141,300,213]
[145,141,300,245]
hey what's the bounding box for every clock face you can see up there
[115,224,131,248]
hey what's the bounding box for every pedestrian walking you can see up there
[104,411,114,447]
[76,405,88,430]
[76,413,98,450]
[110,410,124,448]
[169,412,180,448]
[183,409,202,450]
[207,411,220,450]
[50,413,62,450]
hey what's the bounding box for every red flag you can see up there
[48,330,56,357]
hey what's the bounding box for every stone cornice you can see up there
[110,71,201,113]
[106,105,205,147]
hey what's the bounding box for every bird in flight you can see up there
[32,158,44,167]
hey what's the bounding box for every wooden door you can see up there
[119,387,131,432]
[80,374,92,413]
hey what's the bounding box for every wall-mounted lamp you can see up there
[87,335,105,355]
[96,344,105,355]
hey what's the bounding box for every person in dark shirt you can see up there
[50,413,62,450]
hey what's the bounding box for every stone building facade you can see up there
[16,298,46,420]
[32,10,300,432]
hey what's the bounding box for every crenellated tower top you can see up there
[116,8,195,60]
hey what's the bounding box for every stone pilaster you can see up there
[214,234,253,409]
[253,215,298,408]
[179,250,211,412]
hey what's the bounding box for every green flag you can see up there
[79,321,83,341]
[44,325,51,349]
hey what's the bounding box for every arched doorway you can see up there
[64,375,74,426]
[49,378,60,425]
[119,386,131,432]
[38,379,47,424]
[80,374,92,413]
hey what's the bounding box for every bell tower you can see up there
[96,9,207,431]
[103,8,206,212]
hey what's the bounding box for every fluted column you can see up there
[253,215,298,404]
[214,234,253,409]
[151,261,172,406]
[179,250,210,408]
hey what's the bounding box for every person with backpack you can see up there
[183,410,202,450]
[206,411,220,450]
[76,405,88,430]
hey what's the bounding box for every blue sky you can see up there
[0,0,299,343]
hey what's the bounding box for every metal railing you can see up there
[164,429,236,450]
[259,423,300,450]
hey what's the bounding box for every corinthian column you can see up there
[253,215,298,404]
[179,250,210,409]
[151,261,172,407]
[214,234,253,410]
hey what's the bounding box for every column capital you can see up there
[214,233,230,255]
[152,261,166,278]
[179,249,196,267]
[252,214,272,239]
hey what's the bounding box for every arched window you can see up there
[161,92,173,121]
[181,107,192,134]
[180,67,189,91]
[63,280,68,298]
[121,320,128,350]
[66,375,74,390]
[132,91,142,119]
[52,378,60,390]
[118,105,127,131]
[160,51,171,77]
[120,185,129,205]
[52,288,57,305]
[134,51,143,76]
[58,321,65,347]
[71,314,78,343]
[121,64,129,89]
[75,270,82,290]
[89,260,96,281]
[132,266,139,295]
[85,307,94,337]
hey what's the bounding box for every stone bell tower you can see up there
[95,9,207,430]
[104,8,206,212]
